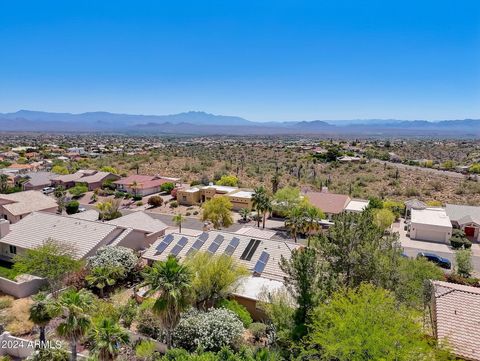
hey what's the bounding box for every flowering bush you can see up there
[86,246,138,276]
[174,308,244,352]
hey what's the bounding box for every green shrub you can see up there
[218,299,252,327]
[65,200,79,215]
[249,322,267,341]
[450,229,472,249]
[148,195,163,207]
[160,182,175,194]
[0,296,13,309]
[137,201,144,206]
[170,201,178,208]
[132,195,142,201]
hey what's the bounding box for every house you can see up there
[7,163,41,174]
[52,169,97,189]
[445,204,480,242]
[142,230,301,319]
[113,175,180,197]
[430,281,480,361]
[0,211,168,261]
[177,184,254,211]
[345,199,370,213]
[74,171,120,191]
[15,172,55,191]
[0,191,58,223]
[409,208,452,243]
[304,188,351,219]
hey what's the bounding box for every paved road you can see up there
[372,159,468,179]
[403,247,480,274]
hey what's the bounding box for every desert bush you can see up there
[173,308,244,352]
[217,299,252,327]
[249,322,268,341]
[6,299,34,336]
[170,201,178,208]
[450,229,472,249]
[148,195,163,207]
[0,296,13,310]
[87,246,138,276]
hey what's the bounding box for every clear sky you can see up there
[1,0,479,121]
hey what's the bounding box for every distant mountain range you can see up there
[0,110,478,137]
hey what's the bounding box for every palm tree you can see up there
[251,186,267,228]
[142,255,192,347]
[303,206,324,246]
[56,289,94,361]
[239,208,250,222]
[260,195,272,229]
[285,206,305,243]
[86,266,125,298]
[129,181,139,197]
[0,174,9,193]
[88,318,129,361]
[172,213,184,233]
[29,293,59,346]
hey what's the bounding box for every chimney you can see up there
[0,219,10,238]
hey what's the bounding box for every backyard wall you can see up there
[0,274,46,298]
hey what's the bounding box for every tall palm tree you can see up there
[129,181,139,197]
[303,206,324,246]
[56,289,94,361]
[285,206,305,243]
[261,196,272,229]
[87,318,129,361]
[251,186,267,228]
[172,213,184,233]
[29,293,59,346]
[142,255,192,347]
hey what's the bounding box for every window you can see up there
[182,196,187,201]
[9,245,16,255]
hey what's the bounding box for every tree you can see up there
[284,206,305,242]
[87,246,138,277]
[469,163,480,174]
[304,284,431,361]
[87,318,129,361]
[186,252,248,309]
[68,184,88,198]
[239,207,250,222]
[314,211,402,289]
[279,247,336,339]
[303,205,325,245]
[456,248,473,278]
[160,182,175,194]
[56,289,94,361]
[201,196,233,229]
[13,239,81,295]
[395,257,445,310]
[273,187,301,217]
[129,180,140,197]
[373,208,395,230]
[29,293,59,346]
[251,186,267,227]
[100,166,118,174]
[29,347,70,361]
[142,255,192,347]
[65,200,80,215]
[0,174,9,193]
[52,165,69,175]
[216,175,239,187]
[148,195,163,207]
[96,199,122,221]
[54,186,67,214]
[86,266,125,298]
[172,213,184,233]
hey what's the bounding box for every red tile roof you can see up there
[304,191,351,214]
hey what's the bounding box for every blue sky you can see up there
[0,0,479,121]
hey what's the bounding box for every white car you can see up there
[42,187,55,195]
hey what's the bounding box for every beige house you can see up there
[177,184,254,211]
[142,230,300,319]
[0,191,57,224]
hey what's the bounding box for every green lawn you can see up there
[0,264,19,281]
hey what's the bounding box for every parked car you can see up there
[42,187,55,195]
[416,252,451,269]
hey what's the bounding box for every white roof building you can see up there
[410,208,452,244]
[345,199,370,213]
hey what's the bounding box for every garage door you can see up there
[414,229,446,243]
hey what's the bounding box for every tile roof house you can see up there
[0,211,168,261]
[177,185,254,211]
[15,171,56,191]
[74,171,120,191]
[304,188,351,218]
[142,229,300,320]
[430,281,480,361]
[114,175,180,197]
[0,190,58,223]
[52,170,97,189]
[446,204,480,242]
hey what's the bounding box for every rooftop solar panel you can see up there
[253,251,270,275]
[155,234,174,254]
[186,235,208,256]
[170,237,189,256]
[224,237,240,256]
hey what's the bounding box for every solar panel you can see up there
[240,239,261,261]
[170,237,188,256]
[224,237,240,256]
[186,234,209,256]
[155,234,174,254]
[207,235,224,254]
[253,251,270,275]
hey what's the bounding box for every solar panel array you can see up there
[207,235,225,254]
[186,234,209,256]
[155,234,174,254]
[240,239,261,261]
[253,251,270,275]
[224,237,240,256]
[170,236,188,256]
